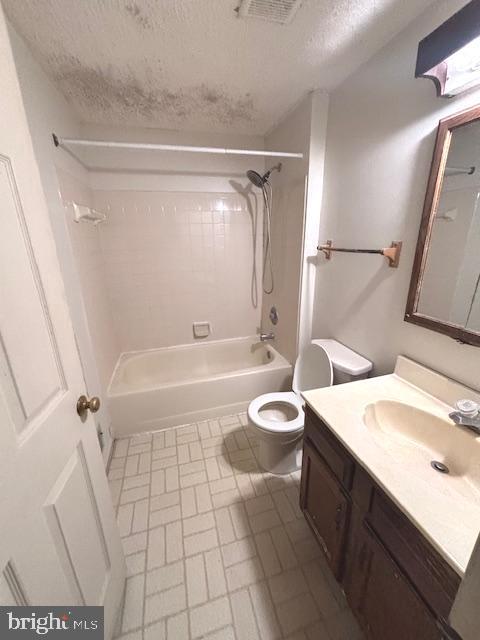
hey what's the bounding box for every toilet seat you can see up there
[248,391,304,434]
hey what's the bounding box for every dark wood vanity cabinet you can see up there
[301,439,350,579]
[300,406,462,640]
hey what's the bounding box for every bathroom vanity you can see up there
[300,357,480,640]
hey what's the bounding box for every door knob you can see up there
[77,395,101,420]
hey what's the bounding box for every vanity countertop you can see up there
[302,356,480,576]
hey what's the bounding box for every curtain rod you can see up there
[52,134,304,159]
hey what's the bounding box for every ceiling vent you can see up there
[236,0,304,25]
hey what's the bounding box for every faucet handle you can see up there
[455,399,479,418]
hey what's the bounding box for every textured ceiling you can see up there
[4,0,437,135]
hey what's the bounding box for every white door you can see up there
[0,6,125,638]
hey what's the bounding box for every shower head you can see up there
[246,163,282,188]
[246,170,266,188]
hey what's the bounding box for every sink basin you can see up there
[364,400,480,501]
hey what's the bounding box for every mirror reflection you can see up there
[418,119,480,332]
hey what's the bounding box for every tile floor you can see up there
[108,412,364,640]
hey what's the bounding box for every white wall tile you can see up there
[94,190,262,352]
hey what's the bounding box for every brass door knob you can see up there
[77,395,101,420]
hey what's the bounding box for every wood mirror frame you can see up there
[405,105,480,346]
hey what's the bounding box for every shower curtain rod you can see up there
[52,134,304,159]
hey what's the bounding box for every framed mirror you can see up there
[405,105,480,346]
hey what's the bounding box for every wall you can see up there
[7,23,116,461]
[94,189,262,352]
[75,124,265,352]
[260,92,329,364]
[57,169,119,389]
[260,97,312,363]
[312,2,480,636]
[312,0,480,392]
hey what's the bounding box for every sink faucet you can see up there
[259,332,275,342]
[449,399,480,435]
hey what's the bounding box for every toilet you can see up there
[248,339,373,474]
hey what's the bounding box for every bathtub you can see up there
[108,336,292,436]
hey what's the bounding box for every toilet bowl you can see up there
[248,339,372,474]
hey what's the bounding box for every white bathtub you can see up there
[108,336,292,436]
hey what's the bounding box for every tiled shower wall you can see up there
[94,191,263,352]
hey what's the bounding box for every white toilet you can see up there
[248,339,372,475]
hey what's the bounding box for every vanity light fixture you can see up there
[416,0,480,97]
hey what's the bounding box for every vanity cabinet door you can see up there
[300,438,350,579]
[351,523,443,640]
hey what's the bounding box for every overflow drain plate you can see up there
[431,460,449,474]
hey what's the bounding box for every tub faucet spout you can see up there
[260,332,275,342]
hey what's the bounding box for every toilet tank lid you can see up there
[312,339,372,376]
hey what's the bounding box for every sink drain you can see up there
[431,460,449,474]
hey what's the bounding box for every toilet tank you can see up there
[312,339,372,385]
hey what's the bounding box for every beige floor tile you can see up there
[152,456,178,471]
[165,467,179,492]
[144,620,166,640]
[214,507,236,545]
[249,509,282,534]
[166,520,183,562]
[184,528,219,556]
[125,551,146,577]
[177,444,190,464]
[123,531,148,556]
[245,493,275,516]
[121,485,149,504]
[132,499,150,533]
[275,592,320,636]
[230,589,260,640]
[180,470,208,488]
[254,531,282,577]
[123,473,151,491]
[166,612,189,640]
[153,446,177,460]
[211,488,242,509]
[150,505,181,527]
[181,487,197,518]
[226,556,264,591]
[186,553,208,607]
[114,412,363,640]
[148,526,166,570]
[151,469,166,496]
[195,483,213,513]
[179,460,205,476]
[146,560,184,596]
[145,584,187,624]
[204,547,227,599]
[117,503,134,537]
[303,560,343,618]
[183,511,216,536]
[151,491,179,511]
[221,537,256,567]
[122,574,144,632]
[249,582,282,640]
[189,596,232,639]
[269,567,309,604]
[202,626,235,640]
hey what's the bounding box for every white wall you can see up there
[260,92,329,365]
[7,23,116,461]
[81,123,265,194]
[313,0,480,391]
[261,97,312,363]
[57,169,120,389]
